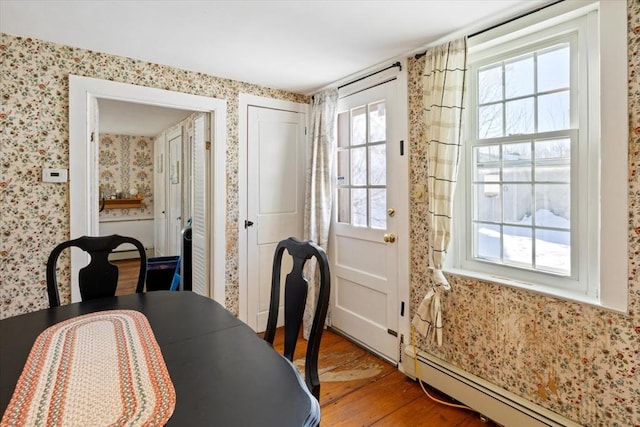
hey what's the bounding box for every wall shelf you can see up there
[102,198,142,210]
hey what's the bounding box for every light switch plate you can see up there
[42,168,68,183]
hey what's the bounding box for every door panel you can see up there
[336,278,387,325]
[335,235,388,279]
[330,80,401,362]
[247,106,305,332]
[191,114,208,296]
[154,133,167,257]
[167,129,183,256]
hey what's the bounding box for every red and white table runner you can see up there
[1,310,175,427]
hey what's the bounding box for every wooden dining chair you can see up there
[46,234,147,307]
[263,237,331,400]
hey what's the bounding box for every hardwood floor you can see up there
[271,328,494,427]
[113,259,142,295]
[114,259,494,426]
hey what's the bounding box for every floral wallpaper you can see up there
[408,2,639,426]
[99,133,153,220]
[1,1,638,425]
[0,32,307,318]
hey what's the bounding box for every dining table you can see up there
[0,291,320,426]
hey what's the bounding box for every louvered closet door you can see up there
[191,114,209,296]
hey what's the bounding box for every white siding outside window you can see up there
[448,0,628,312]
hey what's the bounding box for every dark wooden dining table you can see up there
[0,291,320,426]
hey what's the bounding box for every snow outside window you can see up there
[448,1,628,312]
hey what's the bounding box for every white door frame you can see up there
[166,125,184,256]
[69,75,227,304]
[397,72,411,367]
[238,93,309,325]
[153,132,167,257]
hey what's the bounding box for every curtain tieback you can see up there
[431,268,451,292]
[411,286,446,346]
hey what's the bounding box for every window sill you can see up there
[442,267,628,316]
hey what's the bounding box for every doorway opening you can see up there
[97,98,193,260]
[69,75,227,304]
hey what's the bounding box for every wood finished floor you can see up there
[113,258,142,296]
[115,259,495,426]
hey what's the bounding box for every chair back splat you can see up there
[263,237,330,400]
[46,234,147,307]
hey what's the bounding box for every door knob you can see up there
[387,208,395,217]
[383,233,396,243]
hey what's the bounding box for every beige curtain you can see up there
[302,88,338,339]
[412,38,467,346]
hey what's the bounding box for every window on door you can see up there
[336,101,387,230]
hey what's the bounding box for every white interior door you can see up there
[89,98,99,236]
[246,106,306,332]
[330,79,405,363]
[167,127,183,256]
[154,132,167,257]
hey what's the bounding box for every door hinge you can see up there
[398,334,404,363]
[400,301,405,317]
[244,220,254,229]
[205,141,211,150]
[387,328,398,337]
[304,126,307,136]
[399,140,404,156]
[90,132,95,142]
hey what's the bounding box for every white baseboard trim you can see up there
[402,346,581,427]
[108,248,154,261]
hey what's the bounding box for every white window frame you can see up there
[447,0,628,313]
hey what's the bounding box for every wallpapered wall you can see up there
[0,32,308,317]
[409,2,639,426]
[1,2,638,425]
[99,133,153,220]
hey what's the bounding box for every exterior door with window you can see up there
[330,80,403,363]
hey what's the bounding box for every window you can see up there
[449,1,628,312]
[336,100,387,229]
[470,35,580,287]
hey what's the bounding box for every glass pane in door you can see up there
[335,101,387,228]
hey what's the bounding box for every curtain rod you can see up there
[414,0,563,59]
[338,61,402,90]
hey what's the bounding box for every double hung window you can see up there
[450,1,628,311]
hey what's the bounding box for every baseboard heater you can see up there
[402,346,581,427]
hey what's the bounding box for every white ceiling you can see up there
[1,0,550,95]
[97,99,194,136]
[2,0,550,135]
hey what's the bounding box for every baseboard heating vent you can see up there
[402,346,581,427]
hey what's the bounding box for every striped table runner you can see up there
[1,310,175,427]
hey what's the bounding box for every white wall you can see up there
[99,218,154,258]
